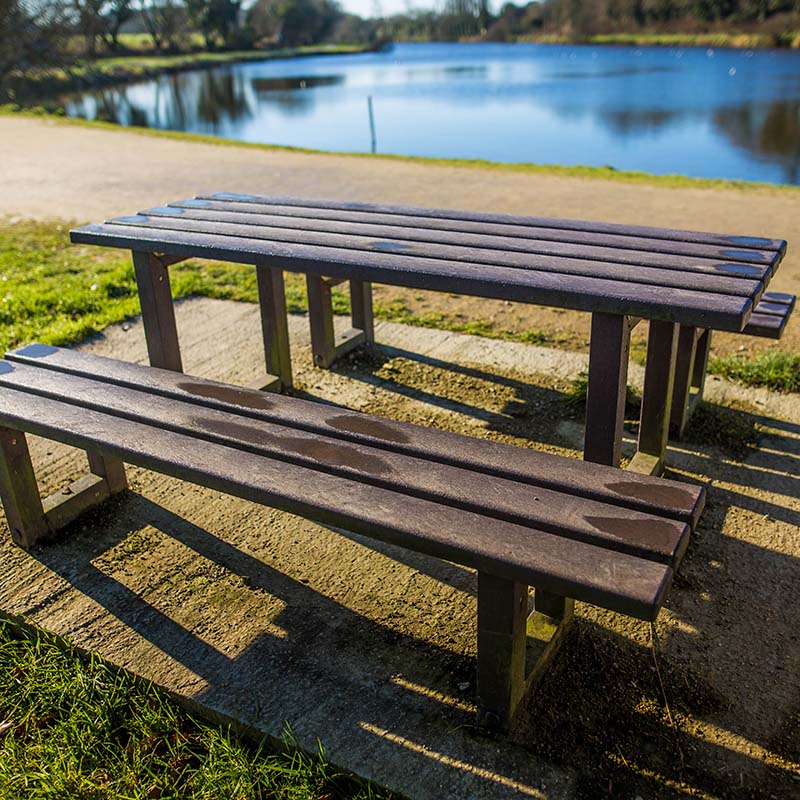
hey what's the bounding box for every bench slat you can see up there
[200,193,787,254]
[71,222,754,331]
[741,312,790,339]
[175,199,778,266]
[140,207,768,295]
[0,359,688,566]
[0,380,674,620]
[6,345,706,527]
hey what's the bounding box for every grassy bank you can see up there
[521,30,800,49]
[0,617,390,799]
[1,219,796,393]
[4,44,368,103]
[3,104,800,196]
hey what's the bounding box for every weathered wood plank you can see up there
[129,211,769,293]
[149,204,776,275]
[0,359,690,565]
[742,312,790,338]
[6,345,706,526]
[131,251,183,372]
[70,223,754,331]
[197,193,787,253]
[172,199,780,265]
[0,425,48,547]
[584,314,633,468]
[0,382,675,619]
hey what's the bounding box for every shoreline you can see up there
[4,44,373,103]
[2,105,798,195]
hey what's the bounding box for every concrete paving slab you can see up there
[1,297,799,798]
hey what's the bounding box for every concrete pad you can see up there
[2,298,799,798]
[0,299,579,800]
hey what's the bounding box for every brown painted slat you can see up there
[0,378,674,619]
[130,213,768,288]
[741,312,788,339]
[141,206,768,292]
[163,201,776,272]
[70,222,754,330]
[752,301,793,317]
[760,291,795,307]
[6,345,706,527]
[0,359,688,566]
[199,193,787,254]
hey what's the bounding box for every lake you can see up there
[61,42,800,185]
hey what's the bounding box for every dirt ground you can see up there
[1,117,799,797]
[0,299,796,799]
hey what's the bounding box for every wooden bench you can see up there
[70,194,789,476]
[0,344,704,732]
[669,291,796,437]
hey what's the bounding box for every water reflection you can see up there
[58,42,800,185]
[714,101,800,185]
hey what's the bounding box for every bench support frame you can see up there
[669,326,711,439]
[132,251,293,392]
[476,573,574,732]
[0,427,126,548]
[306,275,374,369]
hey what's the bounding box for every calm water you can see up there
[62,42,800,185]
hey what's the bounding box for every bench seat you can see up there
[742,292,796,339]
[0,344,705,730]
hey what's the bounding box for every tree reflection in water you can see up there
[714,101,800,185]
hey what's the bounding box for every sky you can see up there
[339,1,502,18]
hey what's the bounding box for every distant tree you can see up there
[249,0,341,47]
[185,0,242,48]
[103,0,134,50]
[0,1,69,84]
[72,0,107,56]
[138,0,184,51]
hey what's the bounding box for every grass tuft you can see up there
[0,618,391,800]
[708,350,800,393]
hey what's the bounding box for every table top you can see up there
[71,193,787,332]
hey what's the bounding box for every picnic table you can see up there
[71,194,788,476]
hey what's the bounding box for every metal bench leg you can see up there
[476,573,574,732]
[584,313,638,467]
[669,326,710,439]
[0,428,127,549]
[252,266,292,392]
[132,251,183,372]
[307,275,373,369]
[629,320,679,476]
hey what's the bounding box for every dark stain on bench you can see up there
[711,262,764,277]
[370,241,412,252]
[197,416,393,476]
[13,344,59,359]
[720,249,769,262]
[724,235,773,247]
[326,414,410,443]
[584,515,679,555]
[605,479,696,509]
[177,381,276,411]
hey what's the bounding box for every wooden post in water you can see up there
[367,95,377,153]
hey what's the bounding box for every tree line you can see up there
[3,0,800,87]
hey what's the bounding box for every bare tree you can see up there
[0,1,69,85]
[138,0,183,51]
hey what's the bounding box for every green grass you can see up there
[517,30,800,49]
[0,618,390,800]
[3,104,800,195]
[708,350,800,393]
